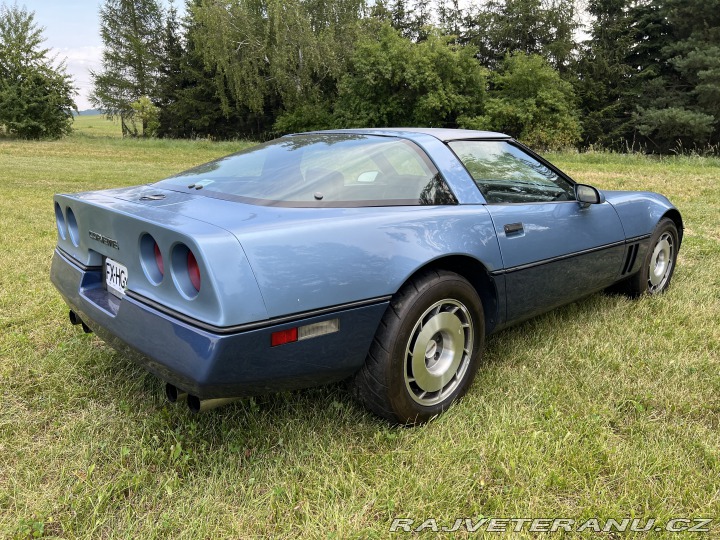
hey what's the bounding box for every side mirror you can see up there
[575,184,605,206]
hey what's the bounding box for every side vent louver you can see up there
[621,243,639,275]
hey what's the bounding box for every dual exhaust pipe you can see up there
[69,310,238,414]
[166,383,241,413]
[69,310,92,334]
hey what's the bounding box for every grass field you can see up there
[1,116,718,538]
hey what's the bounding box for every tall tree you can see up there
[463,0,577,71]
[384,0,433,42]
[437,0,464,39]
[573,0,636,148]
[628,0,720,152]
[0,3,76,138]
[574,0,720,152]
[90,0,165,136]
[192,0,364,137]
[389,0,413,38]
[155,3,185,136]
[157,0,250,139]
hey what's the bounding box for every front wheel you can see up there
[626,218,679,296]
[351,270,484,425]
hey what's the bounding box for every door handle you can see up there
[504,222,524,235]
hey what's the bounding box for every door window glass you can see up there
[448,140,575,203]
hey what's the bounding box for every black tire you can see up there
[625,218,679,297]
[351,269,484,425]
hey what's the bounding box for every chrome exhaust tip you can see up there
[187,395,241,414]
[165,383,187,404]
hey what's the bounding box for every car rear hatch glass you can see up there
[153,134,456,207]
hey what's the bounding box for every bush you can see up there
[460,53,581,150]
[333,22,487,129]
[633,106,715,153]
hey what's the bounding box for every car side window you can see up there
[448,140,576,203]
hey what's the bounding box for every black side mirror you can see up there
[575,184,605,206]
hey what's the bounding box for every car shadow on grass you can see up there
[82,290,635,454]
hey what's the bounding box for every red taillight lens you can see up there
[154,241,164,276]
[271,327,298,347]
[187,250,201,291]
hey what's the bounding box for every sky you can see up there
[25,0,180,110]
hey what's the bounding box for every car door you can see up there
[447,140,626,324]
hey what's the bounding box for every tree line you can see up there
[91,0,585,147]
[2,0,719,153]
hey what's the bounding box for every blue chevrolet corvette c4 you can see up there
[51,128,683,424]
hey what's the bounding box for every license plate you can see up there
[105,257,128,298]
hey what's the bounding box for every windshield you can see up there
[156,134,457,207]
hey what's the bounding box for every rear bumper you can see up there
[51,249,388,398]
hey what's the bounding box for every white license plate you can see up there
[105,257,128,298]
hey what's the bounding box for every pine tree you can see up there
[628,0,720,152]
[156,0,248,139]
[574,0,636,148]
[437,0,463,39]
[0,3,76,138]
[464,0,577,71]
[155,3,184,137]
[390,0,413,38]
[90,0,164,136]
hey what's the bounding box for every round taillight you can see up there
[187,250,201,292]
[54,202,66,240]
[66,207,80,247]
[154,241,164,276]
[171,243,201,299]
[139,234,163,285]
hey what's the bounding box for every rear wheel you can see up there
[351,270,484,425]
[625,218,679,296]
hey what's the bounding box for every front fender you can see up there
[603,190,682,239]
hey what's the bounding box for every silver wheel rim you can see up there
[647,231,674,293]
[403,299,473,406]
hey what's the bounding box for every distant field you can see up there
[0,124,718,538]
[72,113,123,138]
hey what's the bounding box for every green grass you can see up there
[1,117,718,538]
[72,114,124,138]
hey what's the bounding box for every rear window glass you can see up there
[156,134,457,207]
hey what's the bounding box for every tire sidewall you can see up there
[639,218,679,295]
[386,274,484,423]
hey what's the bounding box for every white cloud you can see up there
[51,45,103,110]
